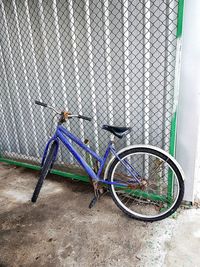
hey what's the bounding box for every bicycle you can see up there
[32,100,184,222]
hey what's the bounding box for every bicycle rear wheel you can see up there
[108,146,184,222]
[31,142,57,203]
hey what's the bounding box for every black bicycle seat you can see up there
[102,125,132,139]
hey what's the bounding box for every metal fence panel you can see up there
[0,0,178,169]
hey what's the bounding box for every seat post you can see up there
[110,134,115,143]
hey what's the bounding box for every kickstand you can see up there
[88,181,104,209]
[89,195,98,209]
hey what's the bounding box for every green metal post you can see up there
[168,0,184,201]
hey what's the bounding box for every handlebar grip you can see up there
[78,115,92,121]
[35,100,47,107]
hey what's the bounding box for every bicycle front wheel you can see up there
[31,142,57,203]
[108,146,184,222]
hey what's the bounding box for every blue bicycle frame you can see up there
[42,125,140,186]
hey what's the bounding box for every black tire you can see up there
[108,146,184,222]
[31,142,57,203]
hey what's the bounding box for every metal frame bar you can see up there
[57,126,142,186]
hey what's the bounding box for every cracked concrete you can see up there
[0,162,199,267]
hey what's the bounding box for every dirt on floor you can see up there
[0,162,199,267]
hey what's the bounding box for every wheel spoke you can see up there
[108,148,183,221]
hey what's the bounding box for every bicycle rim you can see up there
[109,149,183,220]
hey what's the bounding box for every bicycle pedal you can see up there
[88,196,98,209]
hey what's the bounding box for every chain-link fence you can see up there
[0,0,179,173]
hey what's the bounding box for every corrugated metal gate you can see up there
[0,0,183,176]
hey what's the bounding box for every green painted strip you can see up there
[176,0,184,38]
[0,158,41,170]
[0,158,89,183]
[168,0,185,202]
[167,168,174,204]
[169,111,177,157]
[168,111,177,203]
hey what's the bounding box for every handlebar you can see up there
[35,100,92,121]
[35,100,48,107]
[78,115,92,121]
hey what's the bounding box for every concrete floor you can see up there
[0,162,199,267]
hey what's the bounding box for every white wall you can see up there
[176,0,200,202]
